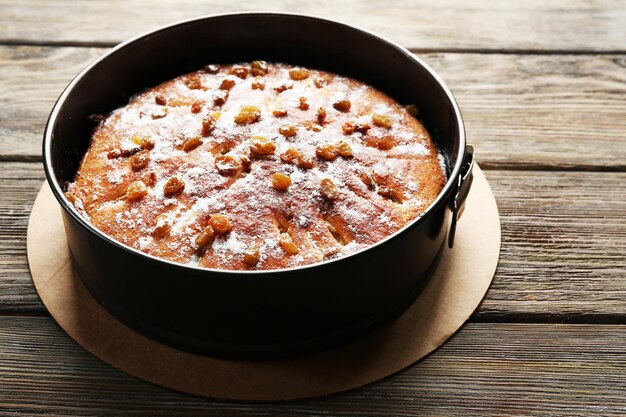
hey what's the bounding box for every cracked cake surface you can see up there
[66,62,447,270]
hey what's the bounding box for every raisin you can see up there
[243,247,260,266]
[203,64,220,74]
[320,178,339,200]
[151,108,168,119]
[153,215,171,239]
[317,107,327,124]
[282,148,314,168]
[372,114,393,129]
[183,137,203,152]
[184,74,203,90]
[342,122,370,135]
[251,78,266,90]
[333,98,351,112]
[201,114,217,136]
[299,97,309,110]
[213,90,229,106]
[272,172,292,190]
[163,176,184,196]
[279,232,299,254]
[214,155,241,176]
[131,135,155,150]
[314,78,328,88]
[220,78,236,90]
[359,170,377,190]
[209,214,232,234]
[280,148,300,164]
[250,136,276,155]
[278,124,297,137]
[298,154,315,169]
[272,109,288,117]
[126,181,147,201]
[155,95,166,105]
[230,66,249,79]
[376,136,397,150]
[336,141,353,157]
[235,106,261,125]
[196,225,215,254]
[130,150,150,171]
[143,171,157,187]
[250,60,268,76]
[191,101,203,114]
[316,143,338,160]
[289,68,310,81]
[274,83,293,94]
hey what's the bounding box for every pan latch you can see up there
[448,145,475,248]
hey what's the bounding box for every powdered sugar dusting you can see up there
[67,62,447,270]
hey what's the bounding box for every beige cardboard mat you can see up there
[27,165,500,401]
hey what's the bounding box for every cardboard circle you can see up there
[27,165,499,401]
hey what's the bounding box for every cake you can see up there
[65,62,447,270]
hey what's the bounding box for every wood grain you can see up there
[1,46,625,168]
[0,318,624,416]
[1,0,625,52]
[1,163,624,320]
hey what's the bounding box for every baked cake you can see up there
[65,62,447,270]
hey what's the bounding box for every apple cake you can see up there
[65,61,447,270]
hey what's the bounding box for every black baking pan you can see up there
[43,12,474,359]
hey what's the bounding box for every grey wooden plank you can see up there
[1,46,625,168]
[0,163,624,320]
[0,318,624,416]
[1,0,625,52]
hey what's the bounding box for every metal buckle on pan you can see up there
[448,145,475,248]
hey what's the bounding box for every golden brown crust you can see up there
[67,62,447,270]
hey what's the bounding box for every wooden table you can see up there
[1,2,625,415]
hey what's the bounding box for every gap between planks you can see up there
[3,38,626,56]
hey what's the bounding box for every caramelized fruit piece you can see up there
[214,155,241,176]
[130,150,150,171]
[201,114,217,136]
[203,64,219,74]
[372,114,393,129]
[220,78,236,90]
[154,95,166,105]
[251,78,266,90]
[191,101,203,114]
[163,176,184,196]
[279,232,299,254]
[209,214,233,234]
[235,106,261,125]
[153,214,171,239]
[243,247,260,266]
[299,97,309,110]
[250,60,268,76]
[317,107,327,124]
[320,178,339,200]
[213,90,229,106]
[126,181,147,201]
[250,136,276,155]
[336,141,353,157]
[182,137,203,152]
[279,124,298,137]
[230,66,249,79]
[272,173,292,190]
[333,98,351,112]
[289,68,310,80]
[196,225,215,254]
[316,143,338,160]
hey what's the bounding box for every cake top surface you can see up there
[67,62,446,270]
